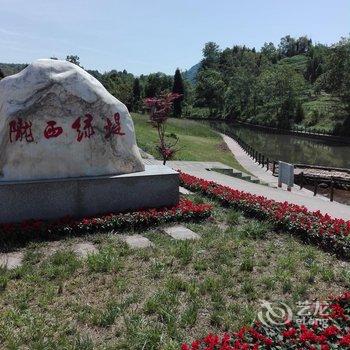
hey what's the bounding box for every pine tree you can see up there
[172,68,184,117]
[0,69,4,80]
[132,78,141,112]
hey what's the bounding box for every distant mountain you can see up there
[0,63,28,77]
[183,62,201,83]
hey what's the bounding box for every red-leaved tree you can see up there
[144,93,181,165]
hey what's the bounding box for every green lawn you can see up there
[132,113,247,173]
[0,194,348,349]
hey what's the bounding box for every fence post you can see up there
[330,178,334,202]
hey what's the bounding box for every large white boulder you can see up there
[0,59,145,181]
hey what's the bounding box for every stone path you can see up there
[0,227,201,269]
[72,242,98,258]
[0,252,24,270]
[121,234,154,248]
[144,159,350,220]
[164,225,200,240]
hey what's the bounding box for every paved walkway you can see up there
[220,133,328,201]
[145,159,350,220]
[220,133,278,186]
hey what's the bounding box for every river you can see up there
[214,122,350,169]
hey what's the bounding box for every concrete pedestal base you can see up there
[0,165,179,224]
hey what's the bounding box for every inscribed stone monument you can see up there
[0,59,144,181]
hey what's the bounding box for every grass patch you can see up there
[87,246,124,273]
[0,197,349,349]
[132,113,247,172]
[238,221,270,239]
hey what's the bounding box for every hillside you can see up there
[181,52,348,135]
[183,62,201,83]
[187,37,350,136]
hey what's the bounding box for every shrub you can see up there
[179,172,350,258]
[0,198,212,244]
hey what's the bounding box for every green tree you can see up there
[102,70,134,110]
[87,70,103,81]
[306,45,327,83]
[296,36,312,54]
[279,35,297,57]
[224,67,256,118]
[323,39,350,95]
[261,42,278,63]
[172,68,185,117]
[66,55,80,66]
[323,38,350,135]
[201,42,221,69]
[0,69,4,80]
[144,73,173,97]
[278,35,312,58]
[257,65,305,128]
[195,68,225,115]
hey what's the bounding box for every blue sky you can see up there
[0,0,349,75]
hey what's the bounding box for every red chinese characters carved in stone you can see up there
[44,121,63,139]
[9,118,34,143]
[72,114,95,142]
[104,113,125,139]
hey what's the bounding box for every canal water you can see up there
[214,122,350,169]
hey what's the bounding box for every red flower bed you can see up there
[0,198,212,242]
[181,291,350,349]
[179,172,350,259]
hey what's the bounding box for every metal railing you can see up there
[233,134,279,175]
[233,133,350,202]
[297,172,350,202]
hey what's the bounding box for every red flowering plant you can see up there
[144,92,182,165]
[179,172,350,259]
[181,291,350,349]
[0,198,212,244]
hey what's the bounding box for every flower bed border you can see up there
[181,291,350,349]
[0,198,212,248]
[179,172,350,259]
